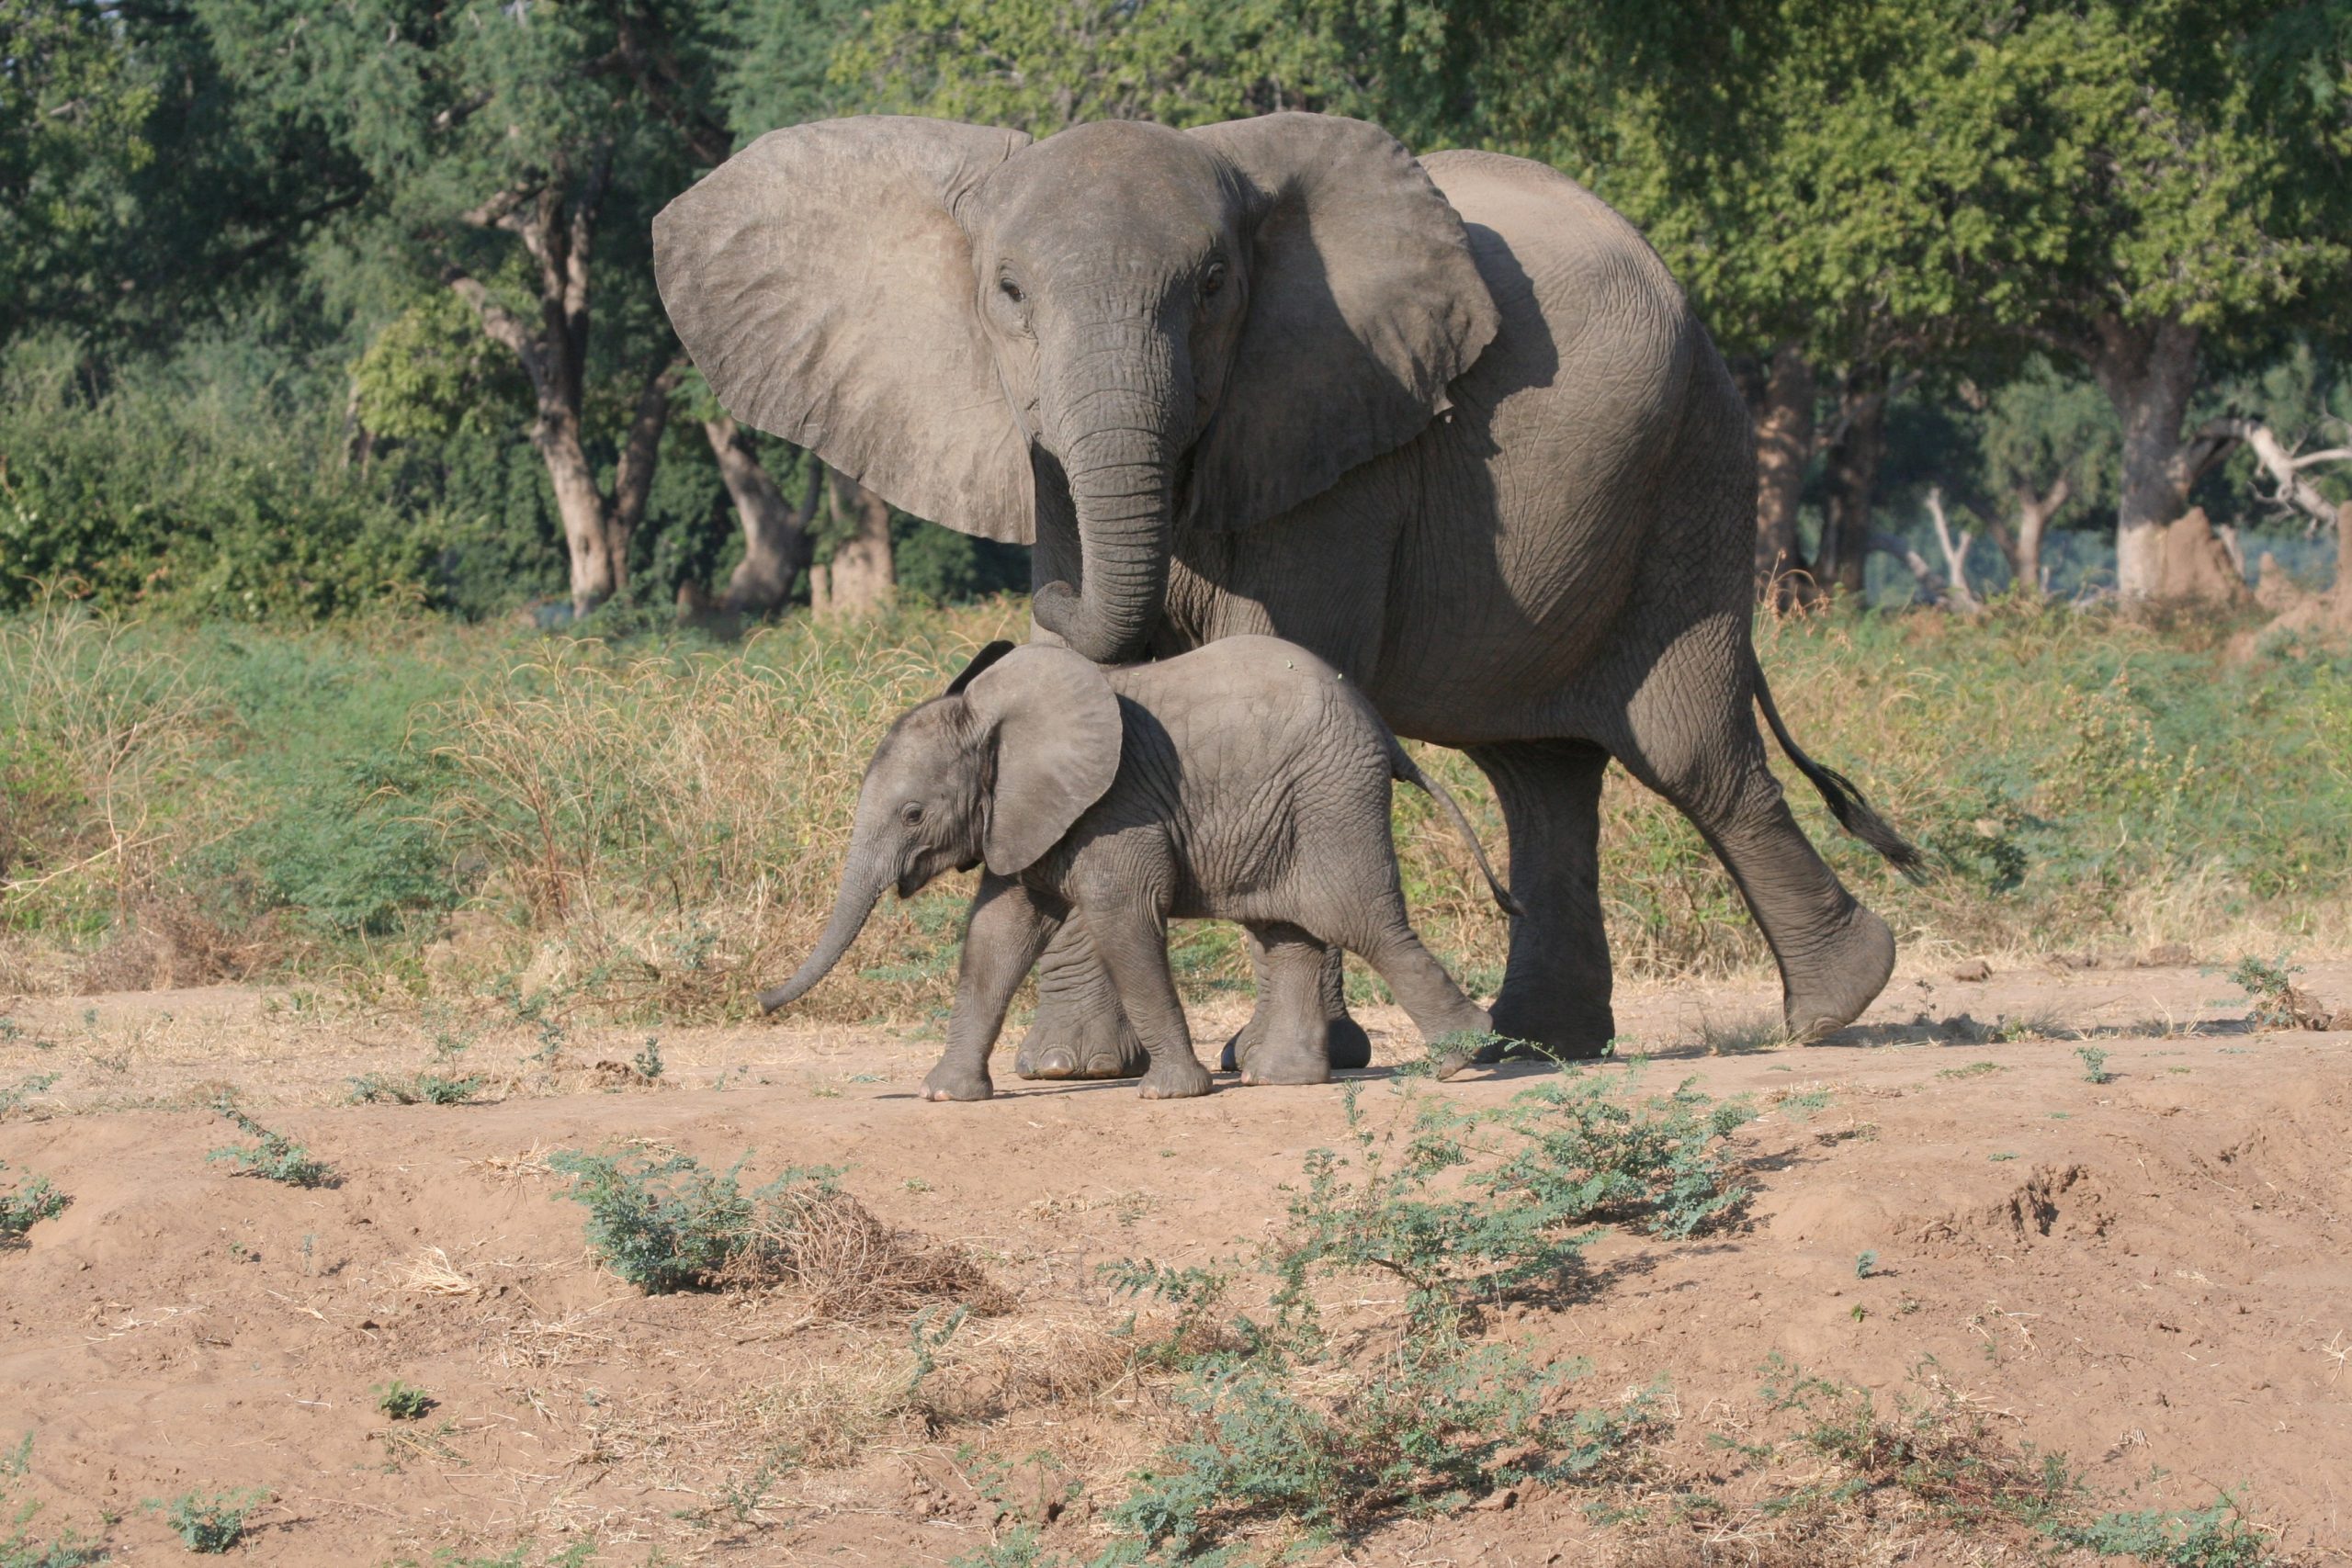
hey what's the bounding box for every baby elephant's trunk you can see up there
[1391,743,1525,919]
[757,853,888,1013]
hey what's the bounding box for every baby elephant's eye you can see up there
[999,276,1024,305]
[900,801,925,827]
[1201,260,1227,298]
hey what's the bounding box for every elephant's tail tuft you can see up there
[1391,742,1527,918]
[1753,659,1928,885]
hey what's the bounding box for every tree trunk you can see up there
[813,474,896,616]
[1751,344,1816,605]
[704,417,818,615]
[2086,317,2201,600]
[1816,367,1883,599]
[536,410,620,616]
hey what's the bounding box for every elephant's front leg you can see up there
[1218,931,1374,1077]
[1012,914,1151,1080]
[925,875,1066,1102]
[1083,902,1214,1100]
[1465,739,1616,1060]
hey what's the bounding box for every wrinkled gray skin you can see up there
[759,637,1518,1100]
[657,112,1920,1078]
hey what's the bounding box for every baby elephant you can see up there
[760,635,1519,1100]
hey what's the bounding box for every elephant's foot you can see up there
[1781,903,1895,1042]
[1488,988,1615,1063]
[1217,1011,1372,1077]
[1138,1056,1214,1100]
[1013,998,1148,1079]
[922,1064,995,1102]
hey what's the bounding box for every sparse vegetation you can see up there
[2225,955,2335,1032]
[2,1436,104,1568]
[2075,1046,2113,1084]
[150,1489,267,1554]
[205,1097,332,1187]
[0,1166,68,1243]
[0,1075,58,1117]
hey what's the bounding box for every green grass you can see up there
[6,592,2352,1022]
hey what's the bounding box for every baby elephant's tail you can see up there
[1391,743,1526,919]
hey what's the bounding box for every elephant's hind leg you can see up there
[1218,935,1373,1077]
[1013,915,1150,1079]
[1464,739,1616,1059]
[1227,923,1345,1086]
[1613,631,1894,1040]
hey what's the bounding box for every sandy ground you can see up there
[3,955,2349,1565]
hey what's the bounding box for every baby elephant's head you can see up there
[758,640,1122,1013]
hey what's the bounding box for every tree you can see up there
[197,0,729,615]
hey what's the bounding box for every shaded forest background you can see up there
[3,0,2348,623]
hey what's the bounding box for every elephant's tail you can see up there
[1752,658,1928,884]
[1391,744,1527,918]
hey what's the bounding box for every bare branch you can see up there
[1925,486,1981,613]
[443,268,548,391]
[2194,417,2348,531]
[612,358,688,541]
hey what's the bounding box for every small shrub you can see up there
[631,1036,663,1080]
[546,1146,1001,1312]
[150,1489,267,1553]
[1937,1060,2005,1080]
[205,1097,332,1187]
[373,1381,434,1421]
[1854,1250,1878,1280]
[2045,1492,2277,1567]
[2224,955,2328,1031]
[0,1165,68,1243]
[1758,1356,2077,1528]
[2075,1045,2112,1084]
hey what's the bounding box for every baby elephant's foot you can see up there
[1137,1057,1214,1100]
[922,1065,995,1102]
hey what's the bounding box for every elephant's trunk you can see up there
[758,847,889,1013]
[1032,313,1189,665]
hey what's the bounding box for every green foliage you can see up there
[149,1490,266,1555]
[347,1071,482,1106]
[631,1037,664,1081]
[206,1098,333,1188]
[373,1382,435,1421]
[545,1147,838,1295]
[2045,1493,2278,1567]
[1854,1251,1878,1280]
[2075,1046,2112,1085]
[0,1164,68,1243]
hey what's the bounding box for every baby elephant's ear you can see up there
[945,639,1019,696]
[962,646,1122,876]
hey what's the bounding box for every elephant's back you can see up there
[1363,150,1728,737]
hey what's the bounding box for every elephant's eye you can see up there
[901,801,925,827]
[1201,260,1227,298]
[998,276,1024,305]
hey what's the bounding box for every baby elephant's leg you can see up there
[1232,921,1338,1087]
[924,875,1064,1102]
[1085,903,1214,1100]
[1349,908,1493,1081]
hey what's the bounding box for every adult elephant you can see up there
[654,112,1919,1075]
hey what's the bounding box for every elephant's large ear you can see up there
[654,117,1036,544]
[1183,113,1499,533]
[962,646,1121,876]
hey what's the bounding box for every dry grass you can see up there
[722,1189,1014,1319]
